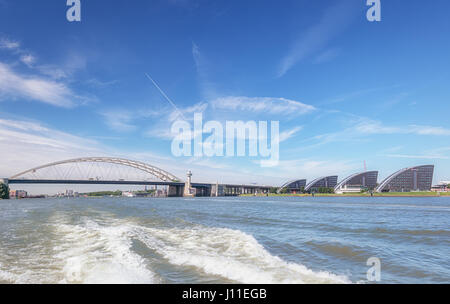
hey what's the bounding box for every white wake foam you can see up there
[52,218,158,284]
[133,225,350,284]
[1,213,350,284]
[0,262,19,283]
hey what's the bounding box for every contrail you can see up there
[144,73,186,120]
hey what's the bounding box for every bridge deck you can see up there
[8,179,185,186]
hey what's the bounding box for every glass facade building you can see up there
[304,176,338,192]
[278,179,307,193]
[376,165,434,192]
[334,171,378,193]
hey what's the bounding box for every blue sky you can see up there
[1,0,450,187]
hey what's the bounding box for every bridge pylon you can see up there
[183,170,196,197]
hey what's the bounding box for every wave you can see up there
[305,241,368,260]
[351,227,450,237]
[132,225,350,284]
[51,218,158,284]
[1,212,350,284]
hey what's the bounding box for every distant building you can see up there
[278,179,307,194]
[122,191,135,198]
[431,181,450,193]
[335,171,378,194]
[304,176,338,192]
[9,190,27,199]
[376,165,434,193]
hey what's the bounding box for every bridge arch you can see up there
[9,157,180,182]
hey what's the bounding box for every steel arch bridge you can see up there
[9,157,181,183]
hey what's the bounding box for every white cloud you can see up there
[313,47,340,64]
[354,120,401,134]
[168,102,208,122]
[280,126,303,142]
[355,120,450,136]
[36,65,70,80]
[0,62,78,107]
[192,42,217,100]
[294,117,450,153]
[0,118,102,177]
[100,111,137,132]
[211,96,316,116]
[20,54,36,67]
[0,38,20,50]
[409,125,450,136]
[386,154,449,160]
[86,78,119,88]
[385,146,450,160]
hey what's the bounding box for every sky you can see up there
[1,0,450,193]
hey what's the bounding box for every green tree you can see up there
[280,188,289,194]
[0,183,9,199]
[317,187,334,194]
[269,187,278,194]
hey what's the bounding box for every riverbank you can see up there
[241,192,450,197]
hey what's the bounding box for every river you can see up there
[0,196,449,284]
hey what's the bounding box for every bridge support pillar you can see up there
[168,185,184,197]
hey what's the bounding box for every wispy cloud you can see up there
[386,153,449,160]
[295,117,450,152]
[313,47,341,64]
[1,37,37,68]
[355,120,450,136]
[0,38,20,50]
[277,0,357,77]
[385,147,450,160]
[211,96,316,116]
[168,102,208,122]
[0,62,78,107]
[100,111,137,132]
[0,118,102,176]
[408,126,450,136]
[144,102,208,140]
[280,126,303,142]
[20,54,36,67]
[86,78,119,88]
[36,65,70,80]
[192,42,217,100]
[0,36,96,107]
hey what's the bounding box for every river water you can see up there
[0,196,448,284]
